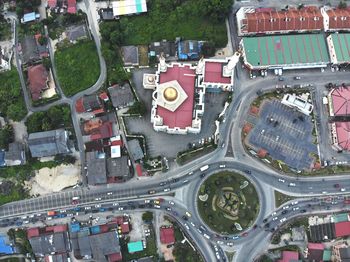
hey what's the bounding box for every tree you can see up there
[142,211,154,222]
[127,101,146,116]
[42,57,51,70]
[201,42,216,57]
[339,1,347,9]
[7,103,27,122]
[38,35,48,46]
[0,125,14,150]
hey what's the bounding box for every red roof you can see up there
[331,88,350,116]
[335,221,350,237]
[47,0,57,8]
[75,98,85,113]
[53,224,68,232]
[157,64,195,129]
[120,223,130,233]
[257,148,268,158]
[278,251,299,262]
[92,108,105,115]
[335,122,350,151]
[113,216,124,225]
[28,64,48,101]
[108,252,122,262]
[327,8,350,30]
[27,227,40,239]
[100,224,109,233]
[136,164,143,176]
[308,243,324,250]
[67,0,77,13]
[111,140,123,147]
[99,92,109,101]
[204,61,231,84]
[160,227,175,244]
[242,6,323,34]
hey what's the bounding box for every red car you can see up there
[334,184,340,188]
[241,232,248,237]
[71,200,79,205]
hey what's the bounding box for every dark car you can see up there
[300,209,307,213]
[263,218,268,223]
[244,170,251,174]
[253,225,258,229]
[148,190,156,194]
[334,183,340,188]
[172,178,179,183]
[159,181,167,186]
[264,223,270,228]
[182,215,188,221]
[282,210,288,215]
[138,204,145,208]
[200,173,206,178]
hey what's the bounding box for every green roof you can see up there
[242,34,330,69]
[127,241,144,253]
[333,213,349,223]
[329,33,350,63]
[323,249,332,261]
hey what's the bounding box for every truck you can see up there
[200,165,209,172]
[47,211,56,216]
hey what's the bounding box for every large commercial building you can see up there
[328,87,350,151]
[143,53,238,134]
[236,6,323,36]
[240,34,329,70]
[327,33,350,65]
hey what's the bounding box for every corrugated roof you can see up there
[335,221,350,237]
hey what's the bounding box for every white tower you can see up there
[223,51,240,77]
[159,53,167,72]
[196,56,205,75]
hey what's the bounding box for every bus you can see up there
[200,165,209,172]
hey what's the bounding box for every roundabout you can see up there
[197,171,260,235]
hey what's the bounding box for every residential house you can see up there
[335,221,350,238]
[322,6,350,31]
[28,129,70,158]
[34,34,49,58]
[22,35,40,65]
[121,46,139,66]
[107,156,131,183]
[307,243,324,262]
[177,40,203,60]
[309,222,336,242]
[108,83,135,109]
[86,151,107,185]
[277,250,299,262]
[83,118,113,141]
[128,139,144,161]
[149,40,176,58]
[65,24,88,43]
[21,12,40,24]
[4,142,26,166]
[333,243,350,262]
[99,8,114,20]
[75,94,104,114]
[27,225,70,258]
[27,64,49,101]
[67,0,77,14]
[47,0,57,8]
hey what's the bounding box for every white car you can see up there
[322,191,328,194]
[188,172,193,175]
[215,252,220,260]
[95,204,101,208]
[190,222,195,227]
[219,165,226,168]
[169,201,175,205]
[107,192,113,195]
[84,206,91,210]
[217,241,224,245]
[185,211,192,217]
[118,207,124,211]
[341,188,346,192]
[291,201,298,205]
[113,203,119,206]
[289,183,296,187]
[292,207,300,211]
[95,198,102,201]
[282,205,290,210]
[278,179,285,183]
[226,242,234,246]
[280,218,287,223]
[145,200,150,203]
[154,205,161,209]
[163,188,170,192]
[271,212,277,216]
[203,233,210,239]
[67,213,73,217]
[272,217,278,221]
[184,223,190,230]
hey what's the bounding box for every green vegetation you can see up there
[127,101,146,116]
[198,171,259,234]
[99,0,230,47]
[0,69,27,121]
[275,191,296,207]
[120,226,158,261]
[271,217,308,244]
[25,105,72,133]
[7,228,32,255]
[256,254,273,262]
[15,0,41,17]
[177,142,217,165]
[0,14,11,41]
[0,181,28,206]
[142,211,154,223]
[55,40,100,96]
[0,125,14,150]
[0,258,25,262]
[173,242,204,262]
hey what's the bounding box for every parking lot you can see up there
[247,100,317,170]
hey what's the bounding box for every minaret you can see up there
[223,51,241,77]
[159,52,167,72]
[196,56,205,75]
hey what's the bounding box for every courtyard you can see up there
[246,100,317,171]
[197,171,259,235]
[124,69,228,158]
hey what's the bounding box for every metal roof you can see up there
[328,33,350,64]
[127,139,144,161]
[112,0,147,17]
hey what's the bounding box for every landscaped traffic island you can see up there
[55,40,100,96]
[197,171,259,235]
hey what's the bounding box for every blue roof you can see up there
[0,151,5,167]
[0,235,13,254]
[70,223,80,233]
[90,225,101,234]
[22,12,37,23]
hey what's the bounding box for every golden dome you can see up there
[148,76,155,83]
[163,87,178,102]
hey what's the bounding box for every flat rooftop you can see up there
[242,34,329,68]
[157,65,196,129]
[204,61,231,84]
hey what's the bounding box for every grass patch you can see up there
[225,252,235,262]
[197,171,259,235]
[177,143,216,165]
[275,191,296,207]
[138,45,149,66]
[173,241,204,262]
[7,228,32,255]
[55,40,100,96]
[0,18,11,41]
[0,69,27,121]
